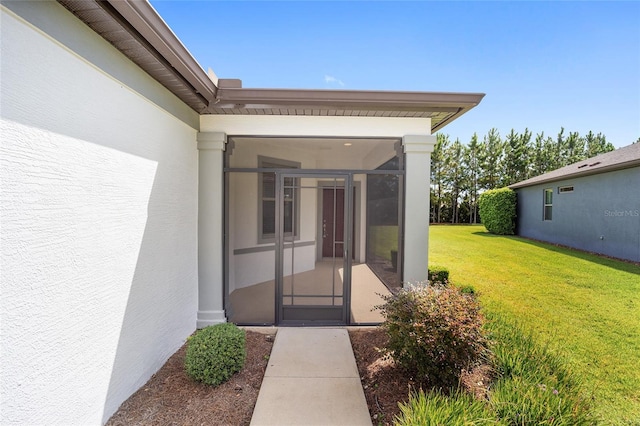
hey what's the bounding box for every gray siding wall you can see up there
[516,167,640,262]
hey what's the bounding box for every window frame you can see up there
[258,156,301,243]
[543,188,553,221]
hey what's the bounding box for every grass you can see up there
[483,313,594,425]
[429,225,640,424]
[396,389,494,426]
[369,225,398,261]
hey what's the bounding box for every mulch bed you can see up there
[349,328,492,425]
[349,328,413,425]
[107,327,489,426]
[107,330,275,426]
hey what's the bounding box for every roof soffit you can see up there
[107,0,217,101]
[57,0,217,112]
[208,87,485,132]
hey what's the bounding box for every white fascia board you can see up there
[201,115,432,137]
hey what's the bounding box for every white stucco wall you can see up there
[201,114,431,137]
[1,4,199,425]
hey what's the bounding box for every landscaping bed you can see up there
[106,327,418,426]
[107,300,595,424]
[106,330,274,426]
[349,328,491,426]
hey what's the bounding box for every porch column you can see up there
[197,131,227,328]
[402,134,436,285]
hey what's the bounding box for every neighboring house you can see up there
[1,1,483,424]
[510,143,640,263]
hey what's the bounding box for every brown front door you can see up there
[322,188,345,257]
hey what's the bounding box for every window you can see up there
[558,186,574,193]
[258,156,300,242]
[543,189,553,220]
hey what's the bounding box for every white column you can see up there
[197,132,227,327]
[402,134,436,285]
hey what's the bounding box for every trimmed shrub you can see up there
[458,284,477,295]
[378,283,487,388]
[395,389,494,426]
[391,249,398,271]
[185,323,246,386]
[478,187,516,235]
[427,265,449,284]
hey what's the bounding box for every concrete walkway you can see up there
[250,328,372,426]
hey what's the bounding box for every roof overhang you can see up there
[57,0,485,132]
[210,86,484,132]
[57,0,218,112]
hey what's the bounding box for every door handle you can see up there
[322,222,327,238]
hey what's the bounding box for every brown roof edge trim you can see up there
[108,0,217,102]
[216,87,485,107]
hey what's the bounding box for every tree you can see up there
[541,134,557,174]
[463,133,481,223]
[585,131,615,158]
[553,127,566,169]
[478,128,503,190]
[563,131,584,165]
[519,128,532,178]
[444,138,465,223]
[430,134,449,223]
[430,127,613,224]
[530,132,547,177]
[503,128,531,186]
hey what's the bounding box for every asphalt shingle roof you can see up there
[510,143,640,189]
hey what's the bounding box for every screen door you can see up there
[277,174,352,324]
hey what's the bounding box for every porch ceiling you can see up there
[228,136,399,170]
[232,136,395,150]
[58,0,485,133]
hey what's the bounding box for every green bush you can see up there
[185,323,246,386]
[395,389,494,426]
[427,265,449,284]
[378,283,487,388]
[478,188,516,235]
[458,284,476,295]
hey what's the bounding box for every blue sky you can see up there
[151,1,639,148]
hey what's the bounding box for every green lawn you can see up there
[369,225,398,261]
[429,225,640,424]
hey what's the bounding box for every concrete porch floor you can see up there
[229,262,391,324]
